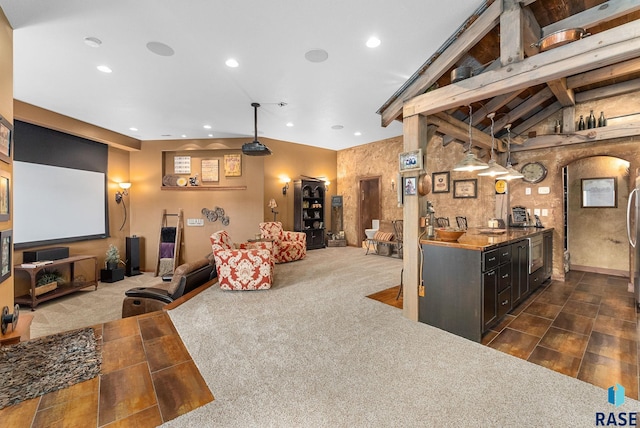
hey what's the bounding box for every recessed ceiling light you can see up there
[354,131,362,136]
[208,134,213,137]
[366,37,381,48]
[203,125,212,129]
[331,125,344,130]
[286,122,294,127]
[146,41,175,57]
[225,58,239,68]
[305,49,328,63]
[97,65,112,73]
[129,127,138,131]
[84,37,102,48]
[181,134,187,138]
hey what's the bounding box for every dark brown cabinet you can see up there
[294,179,326,249]
[511,240,529,306]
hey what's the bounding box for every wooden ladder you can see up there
[154,208,184,277]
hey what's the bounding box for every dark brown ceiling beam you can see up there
[547,78,575,106]
[543,0,640,37]
[566,57,640,89]
[575,78,640,104]
[512,101,562,136]
[378,1,501,127]
[404,20,640,118]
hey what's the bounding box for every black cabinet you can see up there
[511,240,529,306]
[543,230,553,281]
[482,246,512,331]
[294,179,325,249]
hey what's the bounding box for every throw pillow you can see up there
[373,231,394,241]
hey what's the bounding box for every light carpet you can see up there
[165,246,636,427]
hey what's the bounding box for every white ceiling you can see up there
[0,0,482,151]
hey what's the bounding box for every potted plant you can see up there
[105,244,123,270]
[32,269,64,296]
[102,244,126,283]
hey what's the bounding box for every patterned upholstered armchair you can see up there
[259,222,307,263]
[210,230,274,290]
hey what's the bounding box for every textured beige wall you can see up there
[568,156,629,273]
[337,136,403,246]
[0,9,12,309]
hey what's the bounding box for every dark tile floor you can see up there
[483,270,639,399]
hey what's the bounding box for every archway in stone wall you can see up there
[563,155,631,278]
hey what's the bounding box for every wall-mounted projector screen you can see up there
[13,120,109,248]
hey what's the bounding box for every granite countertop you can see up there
[420,227,553,251]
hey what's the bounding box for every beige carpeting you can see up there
[28,272,159,338]
[165,246,635,427]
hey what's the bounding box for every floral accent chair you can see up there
[259,222,307,264]
[210,230,274,290]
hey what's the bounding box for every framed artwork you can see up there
[224,154,242,177]
[201,159,220,182]
[174,156,191,174]
[398,149,423,173]
[0,117,12,164]
[432,171,450,193]
[582,177,617,208]
[404,177,417,196]
[0,170,9,222]
[453,179,477,199]
[0,229,11,283]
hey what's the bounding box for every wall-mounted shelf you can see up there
[160,186,247,191]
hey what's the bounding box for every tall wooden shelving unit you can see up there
[293,179,325,250]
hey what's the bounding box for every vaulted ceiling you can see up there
[378,0,640,154]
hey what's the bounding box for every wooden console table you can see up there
[14,255,99,310]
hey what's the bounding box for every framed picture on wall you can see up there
[0,169,9,222]
[453,179,477,199]
[201,159,220,182]
[404,177,417,196]
[224,154,242,177]
[581,177,617,208]
[0,117,12,164]
[0,229,12,283]
[432,171,450,193]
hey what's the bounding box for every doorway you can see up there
[358,177,381,244]
[564,156,630,276]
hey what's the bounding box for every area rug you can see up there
[0,327,101,409]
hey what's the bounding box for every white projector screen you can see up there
[14,161,107,246]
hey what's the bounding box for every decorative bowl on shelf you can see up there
[435,228,465,242]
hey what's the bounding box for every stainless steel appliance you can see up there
[626,176,640,308]
[528,234,544,274]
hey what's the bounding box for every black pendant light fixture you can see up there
[242,102,272,156]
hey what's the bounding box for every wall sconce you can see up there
[391,179,395,191]
[282,177,291,195]
[115,182,131,204]
[324,180,330,191]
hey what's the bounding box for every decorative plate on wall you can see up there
[418,173,432,196]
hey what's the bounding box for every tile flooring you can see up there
[368,271,640,400]
[483,270,639,399]
[0,311,213,427]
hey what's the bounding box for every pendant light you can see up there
[452,105,489,172]
[478,112,509,177]
[502,124,524,180]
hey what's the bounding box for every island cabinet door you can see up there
[511,240,529,306]
[482,269,498,331]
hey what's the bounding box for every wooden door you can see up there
[358,177,381,244]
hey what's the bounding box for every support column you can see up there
[402,114,429,321]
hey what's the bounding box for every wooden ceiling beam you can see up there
[543,0,640,37]
[512,101,562,136]
[403,20,640,118]
[566,57,640,89]
[522,5,541,58]
[501,0,525,66]
[378,1,501,127]
[512,121,640,152]
[547,78,575,106]
[487,87,555,133]
[428,112,494,149]
[575,78,640,104]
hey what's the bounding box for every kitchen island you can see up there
[419,227,552,342]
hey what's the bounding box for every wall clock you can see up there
[520,162,547,184]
